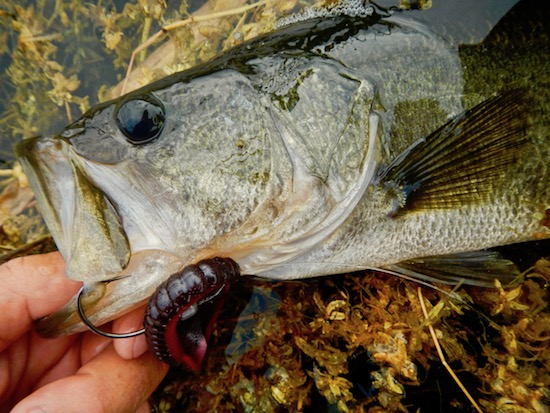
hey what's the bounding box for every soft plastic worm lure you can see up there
[77,257,240,371]
[143,257,240,371]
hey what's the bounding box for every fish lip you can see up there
[17,136,72,255]
[16,135,131,281]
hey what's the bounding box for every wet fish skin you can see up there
[16,2,549,336]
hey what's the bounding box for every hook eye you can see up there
[76,277,145,339]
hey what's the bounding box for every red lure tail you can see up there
[143,257,240,371]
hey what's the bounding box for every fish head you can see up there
[16,68,276,335]
[17,19,396,336]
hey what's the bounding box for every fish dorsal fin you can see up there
[385,250,520,287]
[379,89,529,212]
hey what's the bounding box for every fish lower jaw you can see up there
[35,249,186,337]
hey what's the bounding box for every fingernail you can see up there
[91,337,112,358]
[133,335,149,358]
[115,335,148,359]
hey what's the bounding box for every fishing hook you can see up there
[76,277,145,339]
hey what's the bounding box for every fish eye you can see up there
[115,96,165,144]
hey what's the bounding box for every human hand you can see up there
[0,252,168,413]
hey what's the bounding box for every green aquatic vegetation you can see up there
[149,262,550,412]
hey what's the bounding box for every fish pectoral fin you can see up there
[379,89,529,213]
[385,250,520,287]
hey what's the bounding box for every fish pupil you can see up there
[115,96,165,144]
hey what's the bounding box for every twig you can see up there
[417,287,484,413]
[64,100,72,124]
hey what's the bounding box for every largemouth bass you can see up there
[16,0,549,337]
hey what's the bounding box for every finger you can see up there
[136,403,153,413]
[31,332,111,389]
[3,332,111,408]
[0,253,80,350]
[11,343,168,413]
[112,306,149,360]
[4,332,78,403]
[0,252,80,338]
[2,252,78,317]
[80,331,112,365]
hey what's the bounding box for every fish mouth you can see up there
[17,136,183,337]
[16,136,131,281]
[34,249,185,337]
